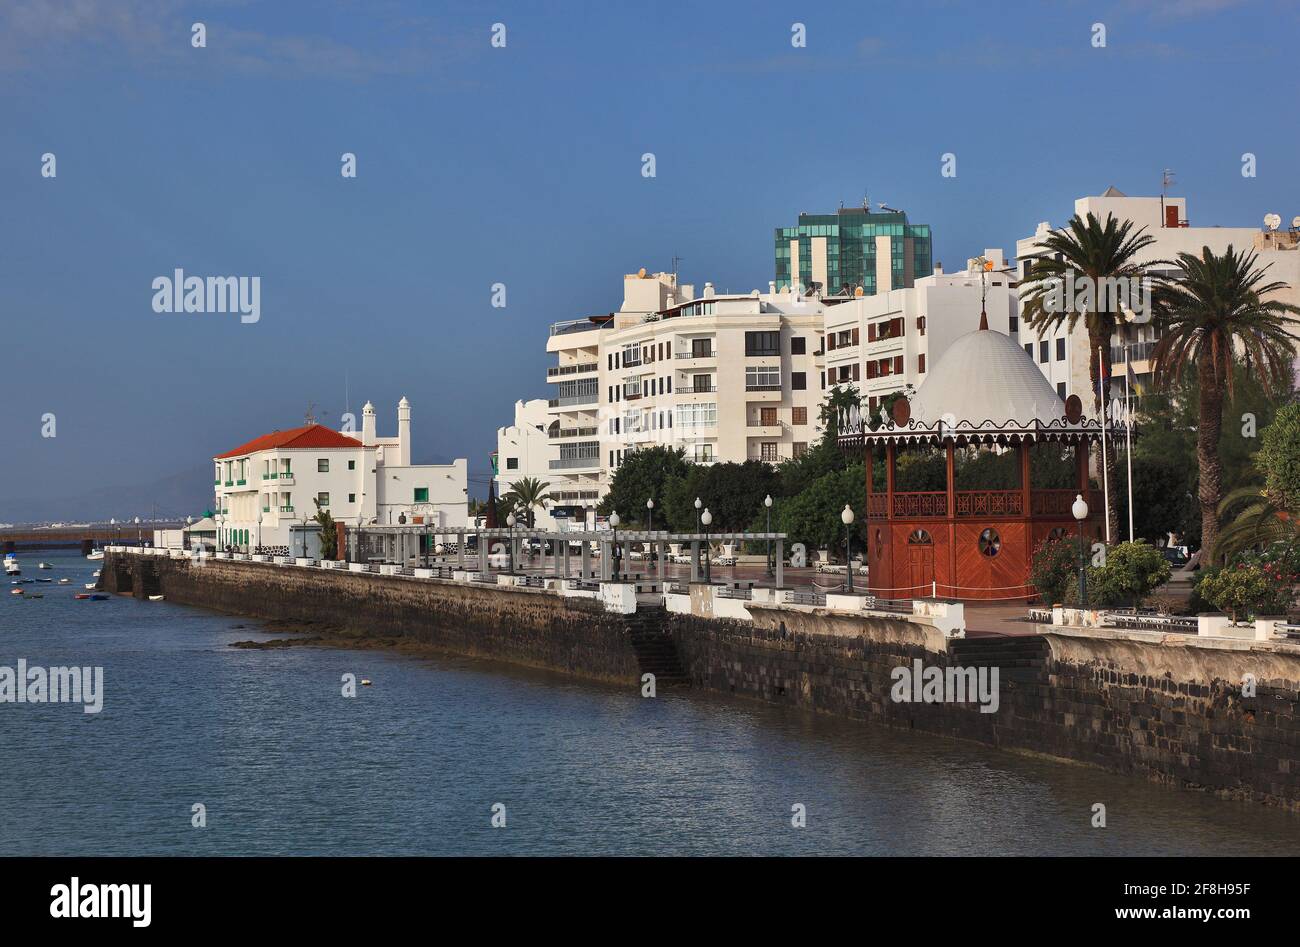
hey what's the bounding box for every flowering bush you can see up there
[1030,536,1077,606]
[1197,563,1275,623]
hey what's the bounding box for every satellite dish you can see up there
[1264,213,1281,231]
[1292,216,1300,230]
[637,267,647,278]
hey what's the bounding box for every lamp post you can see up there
[355,513,364,564]
[842,505,856,593]
[610,512,621,581]
[110,518,118,547]
[694,497,702,531]
[646,498,654,532]
[185,515,193,552]
[134,516,141,545]
[506,512,516,574]
[701,508,713,583]
[216,514,224,551]
[1072,494,1089,606]
[764,494,774,578]
[256,511,262,554]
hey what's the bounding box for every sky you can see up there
[3,0,1299,518]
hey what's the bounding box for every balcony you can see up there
[675,348,715,359]
[549,426,599,439]
[278,505,295,514]
[223,481,233,487]
[623,391,643,401]
[745,384,782,392]
[687,385,717,393]
[550,456,601,470]
[547,362,598,378]
[747,421,783,437]
[549,394,599,408]
[748,452,789,464]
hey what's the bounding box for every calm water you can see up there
[2,549,1299,856]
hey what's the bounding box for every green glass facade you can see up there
[774,207,932,296]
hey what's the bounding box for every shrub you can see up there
[1198,563,1273,623]
[1061,541,1171,609]
[1030,536,1077,606]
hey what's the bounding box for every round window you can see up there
[978,528,1001,557]
[908,529,932,545]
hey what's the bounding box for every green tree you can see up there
[1064,541,1170,608]
[776,441,847,498]
[677,461,781,532]
[775,465,864,557]
[503,476,551,527]
[1198,563,1273,623]
[818,384,862,447]
[313,497,337,560]
[1217,403,1300,560]
[1020,212,1161,541]
[1150,245,1300,564]
[597,446,688,525]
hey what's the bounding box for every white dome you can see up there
[909,326,1067,429]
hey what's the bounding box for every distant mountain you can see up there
[0,466,214,524]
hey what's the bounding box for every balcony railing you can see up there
[748,453,788,463]
[547,363,598,377]
[623,391,643,401]
[745,384,782,392]
[550,456,601,470]
[955,490,1023,517]
[748,418,781,427]
[278,506,295,513]
[689,385,717,393]
[676,349,715,359]
[549,426,598,439]
[548,395,599,408]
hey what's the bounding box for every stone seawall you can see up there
[107,553,1300,810]
[103,553,644,685]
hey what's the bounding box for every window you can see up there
[744,331,780,356]
[317,459,329,473]
[675,403,717,428]
[917,316,926,336]
[745,366,781,391]
[1009,315,1018,334]
[908,529,932,545]
[691,337,712,357]
[793,442,808,458]
[621,343,641,367]
[348,493,356,503]
[1039,341,1049,363]
[347,460,355,470]
[693,374,712,393]
[693,444,714,463]
[414,488,429,503]
[918,353,926,373]
[792,406,807,425]
[978,528,1001,557]
[1057,382,1067,398]
[791,336,806,355]
[760,442,779,462]
[1056,338,1065,361]
[506,457,519,470]
[317,492,330,507]
[760,407,777,426]
[1024,343,1033,357]
[792,371,807,390]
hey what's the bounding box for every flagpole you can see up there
[1124,344,1134,543]
[1098,346,1112,545]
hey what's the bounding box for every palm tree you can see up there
[1020,212,1160,540]
[504,477,551,527]
[1215,485,1297,563]
[1150,245,1299,564]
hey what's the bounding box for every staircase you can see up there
[625,605,689,687]
[947,635,1050,682]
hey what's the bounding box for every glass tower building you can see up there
[775,207,932,297]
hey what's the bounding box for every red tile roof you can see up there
[215,423,363,459]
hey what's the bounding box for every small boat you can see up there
[27,593,43,599]
[148,595,165,602]
[3,554,19,577]
[35,578,52,584]
[84,583,97,590]
[73,593,90,600]
[89,593,109,601]
[85,550,105,561]
[58,578,70,584]
[92,570,101,578]
[10,588,23,595]
[361,679,373,686]
[38,562,53,570]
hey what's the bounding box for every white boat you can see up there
[3,555,19,577]
[58,578,71,584]
[86,550,105,561]
[92,570,101,578]
[148,595,165,602]
[38,562,53,570]
[84,583,97,590]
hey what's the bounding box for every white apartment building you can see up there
[495,398,557,530]
[822,250,1020,420]
[544,270,827,524]
[1015,188,1300,402]
[213,398,467,552]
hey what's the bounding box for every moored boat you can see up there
[86,550,105,561]
[3,554,20,577]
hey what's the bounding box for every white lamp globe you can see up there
[646,498,654,510]
[1071,494,1089,521]
[609,512,620,528]
[506,513,516,527]
[841,504,855,525]
[764,494,773,508]
[701,509,712,527]
[435,543,444,555]
[694,497,702,510]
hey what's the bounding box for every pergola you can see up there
[838,318,1125,601]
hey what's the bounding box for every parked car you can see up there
[1161,546,1190,568]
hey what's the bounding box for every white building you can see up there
[544,270,827,523]
[495,398,557,530]
[213,398,467,552]
[822,250,1020,419]
[1015,188,1300,401]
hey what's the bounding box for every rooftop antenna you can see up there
[671,255,684,282]
[878,202,903,215]
[1264,213,1282,231]
[304,401,318,425]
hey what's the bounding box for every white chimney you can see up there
[703,282,715,298]
[934,262,943,275]
[768,280,777,294]
[362,401,377,447]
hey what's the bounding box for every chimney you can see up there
[934,262,943,276]
[397,396,412,466]
[768,280,777,295]
[703,282,715,298]
[362,401,377,447]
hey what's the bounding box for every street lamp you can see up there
[216,513,224,551]
[134,516,141,545]
[610,512,621,581]
[256,511,263,554]
[185,515,193,552]
[701,508,713,583]
[842,505,856,593]
[646,497,654,532]
[764,494,774,578]
[506,512,516,574]
[694,496,702,530]
[1072,493,1089,606]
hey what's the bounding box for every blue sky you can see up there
[3,0,1298,516]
